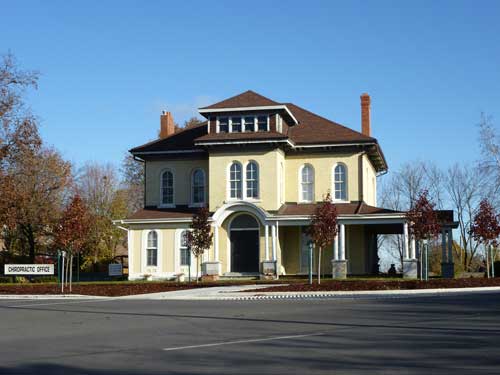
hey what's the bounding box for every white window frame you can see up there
[228,161,243,200]
[332,163,348,202]
[245,161,260,200]
[216,116,229,133]
[142,230,162,274]
[179,229,191,267]
[190,168,206,207]
[216,115,269,134]
[159,168,175,208]
[299,164,315,203]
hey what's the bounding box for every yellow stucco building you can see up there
[116,91,456,280]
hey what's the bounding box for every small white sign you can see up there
[108,263,123,276]
[4,264,54,275]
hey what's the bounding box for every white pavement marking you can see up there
[162,332,325,352]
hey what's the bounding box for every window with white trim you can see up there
[301,164,314,202]
[334,164,347,201]
[258,116,268,132]
[246,161,259,199]
[244,116,255,132]
[161,170,174,205]
[191,168,205,205]
[218,117,229,133]
[229,162,242,199]
[146,231,158,266]
[231,117,242,132]
[180,230,191,266]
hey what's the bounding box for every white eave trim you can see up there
[195,139,294,147]
[114,218,193,225]
[293,142,376,148]
[199,105,298,125]
[132,149,206,155]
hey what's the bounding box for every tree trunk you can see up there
[318,247,322,285]
[69,255,73,293]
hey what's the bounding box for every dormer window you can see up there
[219,117,229,133]
[231,117,242,132]
[216,115,269,133]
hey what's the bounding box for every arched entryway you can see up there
[230,214,260,273]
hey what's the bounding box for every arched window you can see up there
[161,170,174,205]
[229,162,242,199]
[180,230,191,266]
[146,231,158,266]
[334,164,347,201]
[191,169,205,205]
[246,161,259,199]
[300,164,314,202]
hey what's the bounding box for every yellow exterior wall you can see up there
[208,149,283,212]
[347,225,366,274]
[145,159,209,207]
[285,153,361,202]
[362,154,377,206]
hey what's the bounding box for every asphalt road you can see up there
[0,293,499,374]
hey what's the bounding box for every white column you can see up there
[214,225,219,261]
[333,232,339,261]
[271,224,277,261]
[265,225,269,261]
[403,222,409,259]
[339,224,345,261]
[410,236,416,259]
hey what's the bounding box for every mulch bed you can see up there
[250,278,500,293]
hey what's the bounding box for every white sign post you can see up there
[4,264,54,275]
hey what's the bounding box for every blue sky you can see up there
[2,0,499,173]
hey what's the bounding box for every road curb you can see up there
[0,294,107,300]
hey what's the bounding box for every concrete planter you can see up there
[260,261,277,280]
[201,261,221,278]
[332,260,347,279]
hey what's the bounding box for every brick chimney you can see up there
[160,111,175,139]
[360,93,371,136]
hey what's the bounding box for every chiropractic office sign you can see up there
[4,264,54,275]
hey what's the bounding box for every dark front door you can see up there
[230,230,259,273]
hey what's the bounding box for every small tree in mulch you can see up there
[306,193,338,284]
[406,190,441,279]
[470,199,500,278]
[54,194,91,292]
[187,207,213,283]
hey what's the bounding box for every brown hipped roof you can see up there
[200,90,280,109]
[277,202,402,216]
[127,206,198,220]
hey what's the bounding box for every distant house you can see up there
[116,91,457,280]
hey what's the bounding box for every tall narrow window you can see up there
[257,116,268,132]
[244,116,255,132]
[246,162,259,199]
[334,164,347,201]
[229,162,242,199]
[218,117,229,133]
[191,169,205,205]
[146,231,158,266]
[180,230,191,266]
[301,165,314,202]
[161,170,174,205]
[231,117,242,132]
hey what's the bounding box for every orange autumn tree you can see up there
[306,193,338,284]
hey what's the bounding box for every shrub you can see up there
[31,276,59,283]
[0,276,14,284]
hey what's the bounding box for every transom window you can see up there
[180,230,191,266]
[229,162,242,199]
[191,169,205,205]
[334,164,347,201]
[246,162,259,199]
[161,170,174,205]
[146,231,158,266]
[217,115,269,133]
[301,164,314,202]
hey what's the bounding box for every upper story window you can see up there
[180,230,191,266]
[246,161,259,199]
[219,117,229,133]
[146,231,158,266]
[217,115,269,133]
[161,169,174,206]
[231,117,242,132]
[191,168,206,205]
[229,162,242,199]
[334,164,347,201]
[300,164,314,202]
